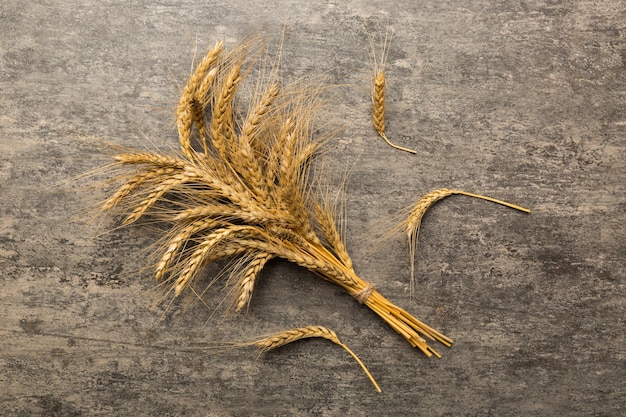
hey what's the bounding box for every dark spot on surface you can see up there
[36,395,82,417]
[19,317,43,335]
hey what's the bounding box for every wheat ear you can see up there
[123,173,190,225]
[236,82,280,196]
[171,227,242,296]
[372,72,417,155]
[155,218,223,281]
[102,167,179,211]
[254,326,381,393]
[406,188,530,296]
[210,62,243,160]
[177,41,223,158]
[233,251,274,312]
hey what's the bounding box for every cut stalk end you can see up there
[339,342,382,393]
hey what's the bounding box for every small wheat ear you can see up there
[370,28,416,155]
[406,188,530,297]
[253,325,382,393]
[372,71,417,154]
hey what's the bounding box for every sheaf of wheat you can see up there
[100,38,452,358]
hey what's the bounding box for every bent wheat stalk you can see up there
[252,325,381,393]
[100,39,452,358]
[405,188,530,296]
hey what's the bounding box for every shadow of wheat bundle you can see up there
[101,39,452,357]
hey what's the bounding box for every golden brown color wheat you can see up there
[405,188,530,296]
[370,30,416,155]
[100,39,454,364]
[252,325,381,392]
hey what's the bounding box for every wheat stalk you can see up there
[370,29,416,155]
[253,325,381,393]
[405,188,530,296]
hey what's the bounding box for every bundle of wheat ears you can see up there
[99,37,529,391]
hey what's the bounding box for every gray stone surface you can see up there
[1,1,624,416]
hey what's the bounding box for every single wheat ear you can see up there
[369,27,414,154]
[372,71,417,154]
[253,326,382,393]
[405,188,531,296]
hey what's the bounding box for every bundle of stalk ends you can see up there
[101,39,452,357]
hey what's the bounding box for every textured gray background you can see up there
[1,1,625,416]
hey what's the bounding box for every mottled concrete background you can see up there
[1,1,624,416]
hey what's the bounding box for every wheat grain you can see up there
[254,325,381,392]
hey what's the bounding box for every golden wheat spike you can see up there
[406,188,530,296]
[233,252,274,312]
[370,26,417,155]
[210,62,243,160]
[177,40,224,159]
[253,326,381,393]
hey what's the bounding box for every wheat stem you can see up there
[453,190,531,213]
